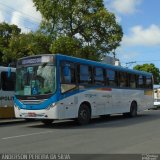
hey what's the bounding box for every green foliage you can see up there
[50,36,100,61]
[3,32,52,64]
[1,0,123,64]
[50,36,81,57]
[0,22,21,64]
[134,63,160,84]
[33,0,123,60]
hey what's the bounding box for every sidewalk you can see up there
[0,118,26,125]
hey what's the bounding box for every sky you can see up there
[0,0,160,69]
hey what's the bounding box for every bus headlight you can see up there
[46,103,56,110]
[14,105,20,110]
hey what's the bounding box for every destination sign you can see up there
[22,57,41,65]
[17,55,54,66]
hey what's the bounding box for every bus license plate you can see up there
[28,112,36,117]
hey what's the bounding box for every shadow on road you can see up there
[27,110,160,130]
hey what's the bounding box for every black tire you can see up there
[123,102,137,118]
[100,114,110,119]
[25,118,35,122]
[77,104,91,125]
[129,102,137,117]
[41,119,54,125]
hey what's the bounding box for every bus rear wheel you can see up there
[129,102,137,117]
[124,102,137,118]
[41,119,54,125]
[77,104,91,125]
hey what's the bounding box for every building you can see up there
[102,55,121,66]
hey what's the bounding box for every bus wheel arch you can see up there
[123,100,137,118]
[77,101,91,125]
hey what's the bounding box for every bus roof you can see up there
[56,54,152,77]
[17,54,152,77]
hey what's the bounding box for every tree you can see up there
[134,63,160,84]
[33,0,123,60]
[50,36,81,57]
[3,32,52,64]
[0,22,21,64]
[50,36,100,61]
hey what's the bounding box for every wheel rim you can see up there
[80,110,88,120]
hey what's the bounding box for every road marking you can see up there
[1,131,53,140]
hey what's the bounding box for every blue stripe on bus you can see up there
[14,89,84,110]
[14,85,109,110]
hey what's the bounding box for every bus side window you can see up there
[94,67,105,85]
[146,76,152,89]
[138,75,145,88]
[1,71,16,91]
[78,64,92,84]
[60,61,76,93]
[129,74,136,88]
[119,72,127,87]
[106,70,118,87]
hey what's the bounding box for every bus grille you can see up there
[20,100,46,105]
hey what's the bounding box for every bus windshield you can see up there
[16,64,56,96]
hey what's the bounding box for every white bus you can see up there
[0,66,16,118]
[14,54,153,125]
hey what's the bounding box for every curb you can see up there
[0,119,26,125]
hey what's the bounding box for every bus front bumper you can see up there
[14,105,59,119]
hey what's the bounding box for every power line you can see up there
[122,60,160,64]
[0,2,41,24]
[0,7,40,26]
[135,60,160,63]
[125,61,136,68]
[0,3,41,32]
[0,8,37,32]
[0,8,39,27]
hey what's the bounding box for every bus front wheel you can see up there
[77,103,91,125]
[41,119,54,125]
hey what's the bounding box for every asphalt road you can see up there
[0,110,160,154]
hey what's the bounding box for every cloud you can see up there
[11,11,31,33]
[0,11,5,22]
[0,0,42,32]
[123,25,160,46]
[104,0,142,14]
